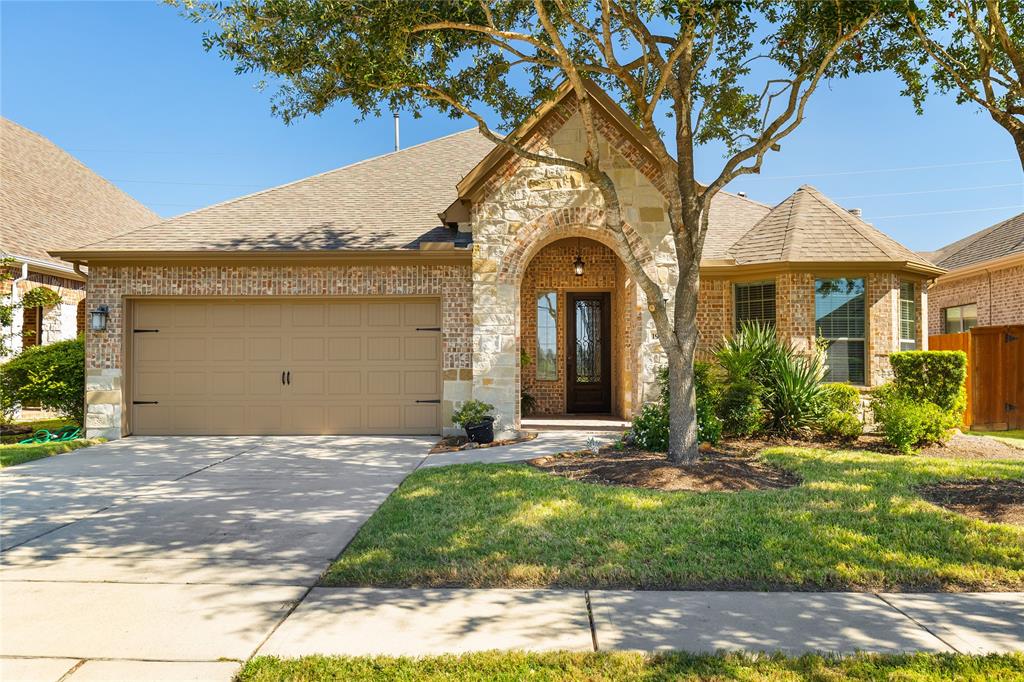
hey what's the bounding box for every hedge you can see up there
[1,337,84,424]
[889,351,967,416]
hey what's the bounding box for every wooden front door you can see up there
[566,292,611,413]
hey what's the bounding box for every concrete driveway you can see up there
[0,436,430,681]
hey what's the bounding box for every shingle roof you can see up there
[728,185,941,272]
[703,192,771,259]
[0,118,159,269]
[928,212,1024,271]
[71,129,496,253]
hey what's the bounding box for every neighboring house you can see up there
[1,118,159,359]
[52,82,942,440]
[923,212,1024,335]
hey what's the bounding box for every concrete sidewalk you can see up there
[259,588,1024,658]
[422,430,617,468]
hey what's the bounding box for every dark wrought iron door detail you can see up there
[567,292,611,413]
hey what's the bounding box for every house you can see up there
[51,83,942,440]
[923,212,1024,335]
[1,118,159,359]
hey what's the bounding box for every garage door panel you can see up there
[248,337,283,361]
[367,371,401,395]
[173,372,207,396]
[328,303,362,327]
[132,299,440,436]
[136,337,173,362]
[173,304,208,327]
[249,304,282,327]
[210,372,246,396]
[134,371,171,400]
[404,370,440,395]
[212,305,245,328]
[291,303,326,327]
[291,371,325,396]
[211,337,245,362]
[328,337,361,361]
[404,336,439,361]
[368,302,401,327]
[405,404,440,430]
[173,337,207,362]
[292,337,325,362]
[404,301,440,327]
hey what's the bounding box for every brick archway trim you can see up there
[498,207,656,285]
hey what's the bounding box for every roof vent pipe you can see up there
[848,208,862,218]
[393,112,400,152]
[737,192,747,197]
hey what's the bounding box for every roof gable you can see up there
[728,185,942,275]
[0,118,159,269]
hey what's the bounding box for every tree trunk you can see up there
[665,257,702,464]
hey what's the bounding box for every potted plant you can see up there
[452,399,496,444]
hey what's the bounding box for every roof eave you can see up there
[3,253,86,281]
[48,248,472,266]
[932,250,1024,283]
[700,259,945,278]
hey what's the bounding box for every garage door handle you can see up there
[286,371,291,385]
[416,399,440,404]
[416,327,441,332]
[281,371,285,385]
[132,401,159,405]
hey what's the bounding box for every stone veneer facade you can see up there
[83,263,472,439]
[927,262,1024,335]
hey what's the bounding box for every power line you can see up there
[66,147,234,157]
[762,158,1018,180]
[111,178,266,188]
[867,204,1024,220]
[833,182,1022,200]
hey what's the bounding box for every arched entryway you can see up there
[518,236,639,419]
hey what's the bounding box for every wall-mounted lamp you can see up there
[573,237,585,277]
[89,305,109,332]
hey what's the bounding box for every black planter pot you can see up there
[464,416,495,444]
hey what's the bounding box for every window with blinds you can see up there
[899,281,916,351]
[734,281,776,332]
[815,278,866,384]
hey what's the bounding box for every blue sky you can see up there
[2,1,1022,252]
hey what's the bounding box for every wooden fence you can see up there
[929,325,1023,431]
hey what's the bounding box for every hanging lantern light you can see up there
[89,305,109,331]
[573,238,585,276]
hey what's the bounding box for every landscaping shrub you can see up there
[871,384,954,454]
[890,350,967,416]
[818,383,860,415]
[817,382,862,441]
[821,410,862,441]
[717,322,824,436]
[719,379,763,437]
[628,362,723,450]
[0,337,84,424]
[451,399,494,428]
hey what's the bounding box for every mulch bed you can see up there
[918,479,1024,526]
[429,432,537,454]
[718,432,1024,461]
[528,445,799,492]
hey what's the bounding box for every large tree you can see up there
[901,0,1024,171]
[181,0,900,462]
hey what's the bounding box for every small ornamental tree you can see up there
[179,0,905,462]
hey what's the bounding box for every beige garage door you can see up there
[130,299,442,435]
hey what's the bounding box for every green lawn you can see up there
[0,418,73,444]
[239,651,1024,682]
[0,438,102,468]
[324,447,1024,591]
[971,430,1024,449]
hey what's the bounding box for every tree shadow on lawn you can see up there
[326,447,1024,591]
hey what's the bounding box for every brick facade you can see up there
[519,238,635,415]
[83,262,472,439]
[927,262,1024,335]
[1,269,85,361]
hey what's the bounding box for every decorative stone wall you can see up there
[519,238,632,415]
[471,106,672,430]
[926,263,1024,335]
[83,262,472,439]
